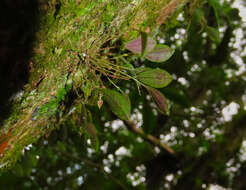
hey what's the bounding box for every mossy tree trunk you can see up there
[0,0,187,170]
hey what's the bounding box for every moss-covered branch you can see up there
[0,0,188,171]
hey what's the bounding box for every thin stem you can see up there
[107,77,124,94]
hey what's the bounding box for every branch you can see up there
[156,0,189,25]
[124,120,175,154]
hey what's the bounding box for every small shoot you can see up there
[97,93,103,109]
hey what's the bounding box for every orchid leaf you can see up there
[146,87,170,115]
[146,44,174,63]
[125,36,156,55]
[103,89,131,121]
[136,68,172,88]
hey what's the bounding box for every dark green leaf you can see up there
[142,99,157,133]
[193,8,205,24]
[136,68,172,88]
[103,89,131,120]
[161,87,191,107]
[208,0,221,26]
[12,164,24,177]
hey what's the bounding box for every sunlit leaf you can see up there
[145,44,174,63]
[136,68,172,88]
[146,87,170,115]
[103,89,131,120]
[125,36,156,55]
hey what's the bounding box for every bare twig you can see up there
[124,120,175,154]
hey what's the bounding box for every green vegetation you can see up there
[0,0,246,189]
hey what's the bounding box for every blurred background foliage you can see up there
[0,0,246,189]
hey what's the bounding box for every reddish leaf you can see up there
[125,37,156,55]
[146,87,170,115]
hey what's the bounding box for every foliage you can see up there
[0,0,246,190]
